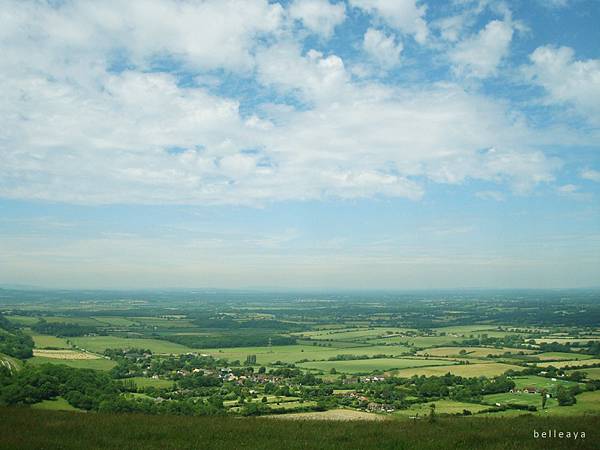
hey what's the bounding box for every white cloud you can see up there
[289,0,346,38]
[539,0,571,8]
[450,20,514,78]
[349,0,428,43]
[256,44,349,103]
[0,1,561,206]
[363,28,403,68]
[525,46,600,123]
[557,184,578,194]
[476,190,505,201]
[0,0,283,73]
[580,168,600,182]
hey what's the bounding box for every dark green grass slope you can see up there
[0,408,598,450]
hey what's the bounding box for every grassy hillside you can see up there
[0,408,598,450]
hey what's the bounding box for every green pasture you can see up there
[70,336,193,354]
[298,357,455,374]
[27,356,116,371]
[30,333,71,349]
[392,362,522,378]
[31,397,82,412]
[204,344,412,365]
[395,400,490,417]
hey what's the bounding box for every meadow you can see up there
[69,336,193,354]
[298,357,456,374]
[391,363,524,378]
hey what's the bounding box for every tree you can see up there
[556,386,576,406]
[428,403,436,423]
[541,390,547,409]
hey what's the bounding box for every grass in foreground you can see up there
[0,407,598,450]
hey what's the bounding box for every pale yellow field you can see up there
[32,349,101,360]
[536,358,600,369]
[416,347,534,358]
[270,409,387,421]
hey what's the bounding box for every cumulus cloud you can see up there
[450,19,514,78]
[349,0,428,43]
[0,0,283,73]
[289,0,346,38]
[525,46,600,123]
[0,0,563,205]
[363,28,403,68]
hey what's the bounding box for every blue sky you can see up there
[0,0,599,289]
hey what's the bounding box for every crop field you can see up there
[32,349,100,360]
[69,336,193,354]
[391,362,523,378]
[27,356,116,370]
[298,357,456,374]
[271,408,387,421]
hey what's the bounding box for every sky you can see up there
[0,0,599,290]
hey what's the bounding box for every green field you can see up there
[511,376,578,391]
[372,336,467,347]
[392,363,522,378]
[70,336,193,354]
[4,315,39,326]
[298,357,455,374]
[395,400,490,417]
[31,397,82,412]
[417,347,533,358]
[41,316,106,326]
[91,317,138,327]
[27,356,117,371]
[483,392,558,409]
[544,390,600,416]
[2,408,599,450]
[532,352,594,361]
[203,344,412,365]
[29,333,71,349]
